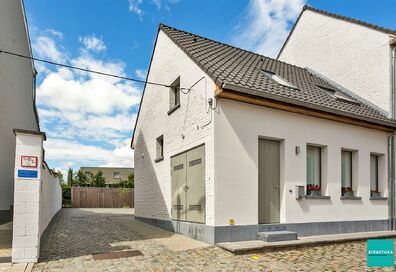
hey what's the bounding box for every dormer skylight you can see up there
[261,70,297,89]
[317,85,361,106]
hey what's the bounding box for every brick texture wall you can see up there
[133,30,216,225]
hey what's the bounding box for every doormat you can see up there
[0,257,11,263]
[92,250,143,261]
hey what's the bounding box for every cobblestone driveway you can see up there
[33,209,393,271]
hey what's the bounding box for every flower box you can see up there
[309,190,322,197]
[371,190,381,198]
[306,184,321,196]
[341,187,354,197]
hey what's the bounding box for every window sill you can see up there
[369,196,388,200]
[305,195,331,199]
[167,104,180,115]
[340,196,362,200]
[154,156,164,163]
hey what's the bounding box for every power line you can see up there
[0,49,191,90]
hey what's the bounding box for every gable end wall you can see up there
[279,10,392,114]
[133,30,216,225]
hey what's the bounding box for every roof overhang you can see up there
[217,84,396,133]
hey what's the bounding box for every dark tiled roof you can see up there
[159,24,396,128]
[303,5,396,36]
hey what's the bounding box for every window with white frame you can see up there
[113,172,120,179]
[169,77,180,112]
[155,135,164,162]
[306,146,321,196]
[341,150,353,196]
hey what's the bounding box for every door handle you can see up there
[183,185,189,191]
[274,185,279,190]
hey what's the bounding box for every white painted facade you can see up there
[133,30,216,226]
[0,0,39,216]
[278,9,395,114]
[214,99,388,226]
[12,131,62,263]
[134,28,391,239]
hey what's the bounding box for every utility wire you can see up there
[0,49,191,90]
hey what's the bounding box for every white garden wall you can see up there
[278,9,392,113]
[39,163,62,236]
[214,99,389,226]
[133,30,216,225]
[12,130,62,263]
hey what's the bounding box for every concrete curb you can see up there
[217,231,396,254]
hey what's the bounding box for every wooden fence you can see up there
[71,187,134,208]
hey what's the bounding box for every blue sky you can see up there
[23,0,396,174]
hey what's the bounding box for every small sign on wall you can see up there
[21,156,38,168]
[17,169,38,179]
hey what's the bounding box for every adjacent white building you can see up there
[132,24,396,244]
[278,5,396,116]
[0,0,40,224]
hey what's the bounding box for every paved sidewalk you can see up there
[33,209,394,271]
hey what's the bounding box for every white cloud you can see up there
[45,29,64,39]
[34,32,140,169]
[71,53,126,83]
[44,139,134,168]
[135,69,147,80]
[231,0,306,57]
[32,36,65,62]
[79,35,106,52]
[37,72,139,114]
[129,0,144,20]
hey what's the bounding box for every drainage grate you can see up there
[92,250,143,261]
[0,257,11,263]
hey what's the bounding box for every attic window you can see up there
[317,85,361,106]
[261,70,297,89]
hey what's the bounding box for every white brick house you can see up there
[278,5,396,116]
[132,24,396,244]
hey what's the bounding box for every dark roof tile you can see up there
[159,24,396,128]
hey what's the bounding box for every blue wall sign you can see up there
[18,169,38,179]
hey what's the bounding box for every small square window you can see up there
[169,77,180,113]
[155,135,164,162]
[113,172,120,179]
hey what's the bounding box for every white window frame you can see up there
[306,145,322,195]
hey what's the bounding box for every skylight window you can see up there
[317,85,361,106]
[261,70,297,89]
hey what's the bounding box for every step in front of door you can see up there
[258,224,287,232]
[257,231,298,242]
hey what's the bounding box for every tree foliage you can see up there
[67,168,74,187]
[62,169,134,188]
[91,171,106,187]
